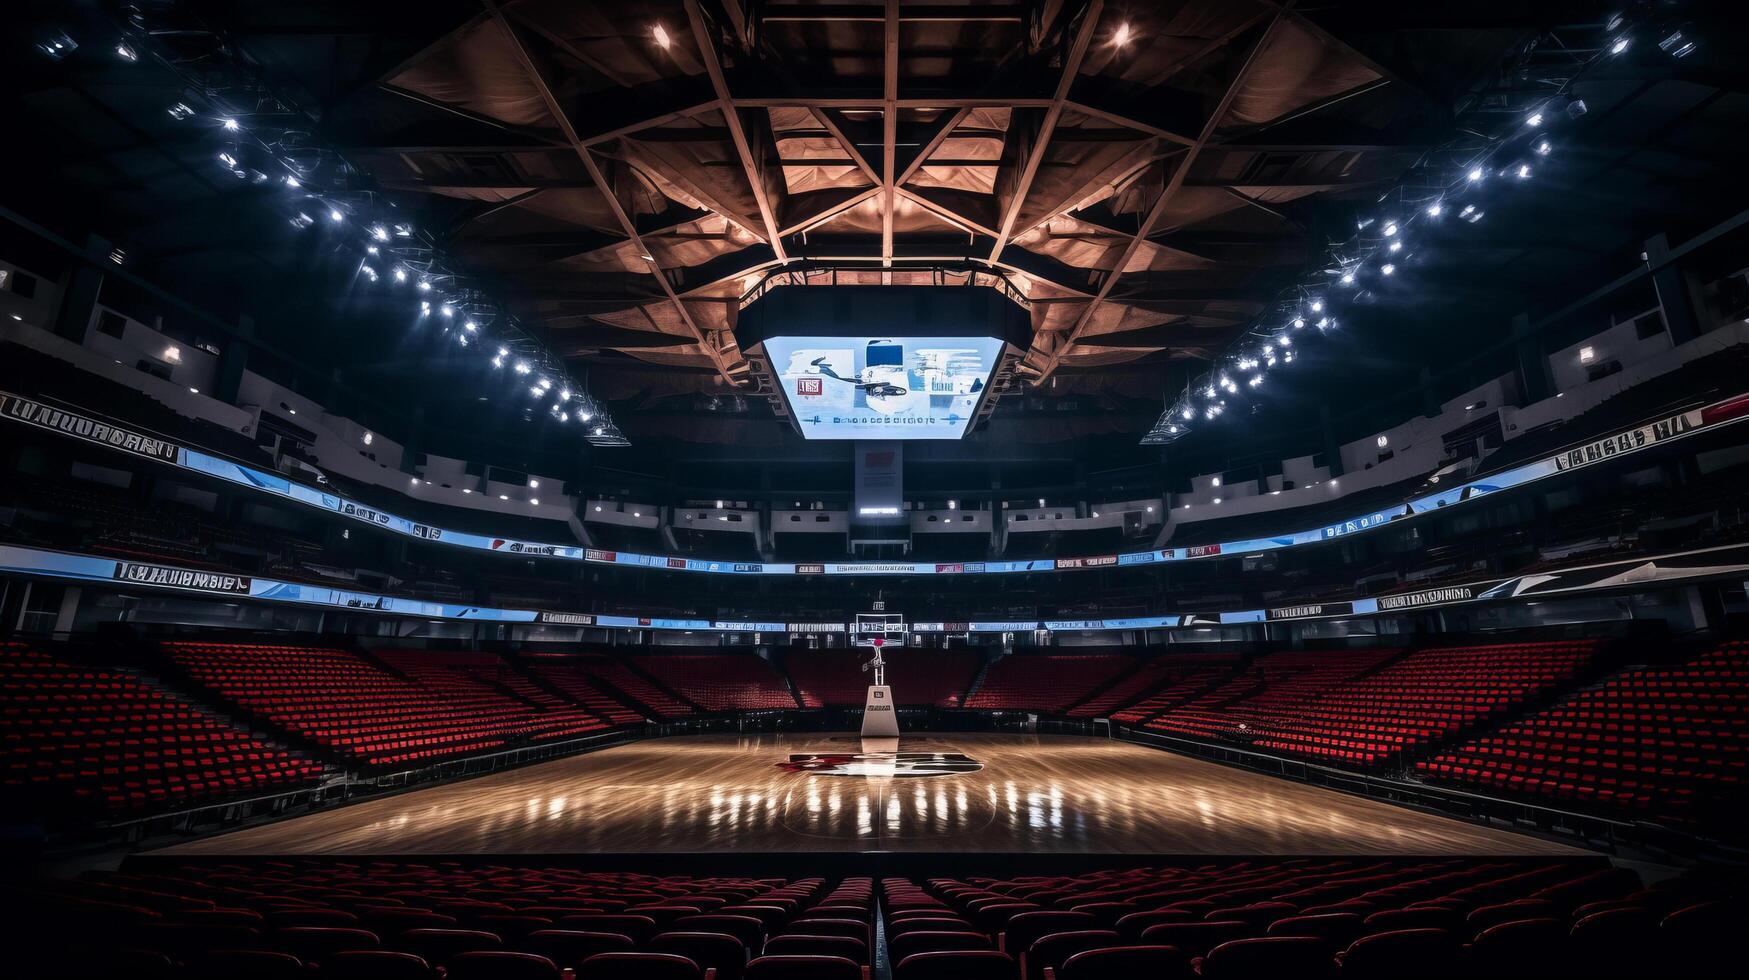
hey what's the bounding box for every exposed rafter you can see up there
[986,0,1105,263]
[1028,3,1296,384]
[480,0,742,386]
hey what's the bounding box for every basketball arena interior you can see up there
[5,2,1749,977]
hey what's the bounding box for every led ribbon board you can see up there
[5,540,1747,633]
[5,390,1748,577]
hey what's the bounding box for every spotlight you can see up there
[370,225,389,242]
[167,103,195,120]
[359,263,378,282]
[1460,204,1476,217]
[366,245,379,256]
[514,361,531,374]
[464,320,478,332]
[579,411,594,422]
[1316,316,1330,329]
[1610,36,1630,55]
[1292,317,1305,329]
[290,212,314,229]
[1181,407,1193,421]
[1278,335,1291,347]
[439,304,454,317]
[419,300,431,316]
[393,268,408,283]
[1468,167,1484,182]
[492,356,504,368]
[1427,202,1443,217]
[1248,375,1263,387]
[222,117,240,132]
[1382,222,1399,237]
[217,152,237,167]
[1340,270,1355,285]
[1381,263,1396,276]
[652,24,672,50]
[1388,240,1402,253]
[1112,22,1133,47]
[1464,209,1485,223]
[1516,164,1531,179]
[1527,111,1544,127]
[1659,31,1695,59]
[417,280,432,292]
[38,33,78,60]
[284,175,301,188]
[1309,299,1324,312]
[115,43,137,62]
[328,209,343,222]
[558,388,570,400]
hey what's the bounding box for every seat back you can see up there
[677,914,765,951]
[1003,911,1096,955]
[394,928,503,964]
[323,950,435,980]
[1200,937,1334,980]
[1266,913,1364,947]
[1057,945,1193,980]
[889,930,990,962]
[277,926,381,962]
[1338,929,1460,980]
[893,949,1016,980]
[524,930,635,970]
[1114,908,1194,940]
[447,951,559,980]
[559,914,659,944]
[745,954,862,980]
[190,949,303,980]
[1137,921,1249,958]
[764,933,867,962]
[578,951,704,980]
[1469,918,1567,975]
[651,931,749,980]
[1025,929,1119,980]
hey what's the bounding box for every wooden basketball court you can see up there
[157,733,1580,857]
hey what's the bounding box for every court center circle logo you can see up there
[777,752,983,778]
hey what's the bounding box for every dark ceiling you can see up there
[5,1,1749,462]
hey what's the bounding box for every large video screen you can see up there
[765,335,1004,440]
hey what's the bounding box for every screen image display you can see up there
[765,335,1004,439]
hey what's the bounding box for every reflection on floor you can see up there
[157,733,1582,856]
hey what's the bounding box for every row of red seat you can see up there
[788,650,982,708]
[13,863,882,979]
[11,859,1738,978]
[632,655,801,713]
[1,641,321,813]
[884,858,1740,979]
[166,643,618,768]
[1148,642,1597,764]
[967,654,1135,713]
[1419,640,1749,819]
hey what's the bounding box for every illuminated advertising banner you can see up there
[0,391,180,463]
[7,389,1749,580]
[765,335,1004,439]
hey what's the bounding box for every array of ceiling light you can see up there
[37,6,627,447]
[1143,7,1698,445]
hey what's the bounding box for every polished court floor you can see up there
[159,733,1580,856]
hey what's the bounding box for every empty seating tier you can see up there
[14,863,873,980]
[788,650,980,708]
[11,858,1739,979]
[1,641,319,814]
[1420,640,1749,819]
[966,654,1134,712]
[633,655,800,712]
[166,643,598,768]
[1148,642,1596,765]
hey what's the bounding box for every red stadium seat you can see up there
[745,954,863,980]
[1199,937,1335,980]
[893,949,1016,980]
[580,951,709,980]
[446,951,560,980]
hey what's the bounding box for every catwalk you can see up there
[158,733,1580,857]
